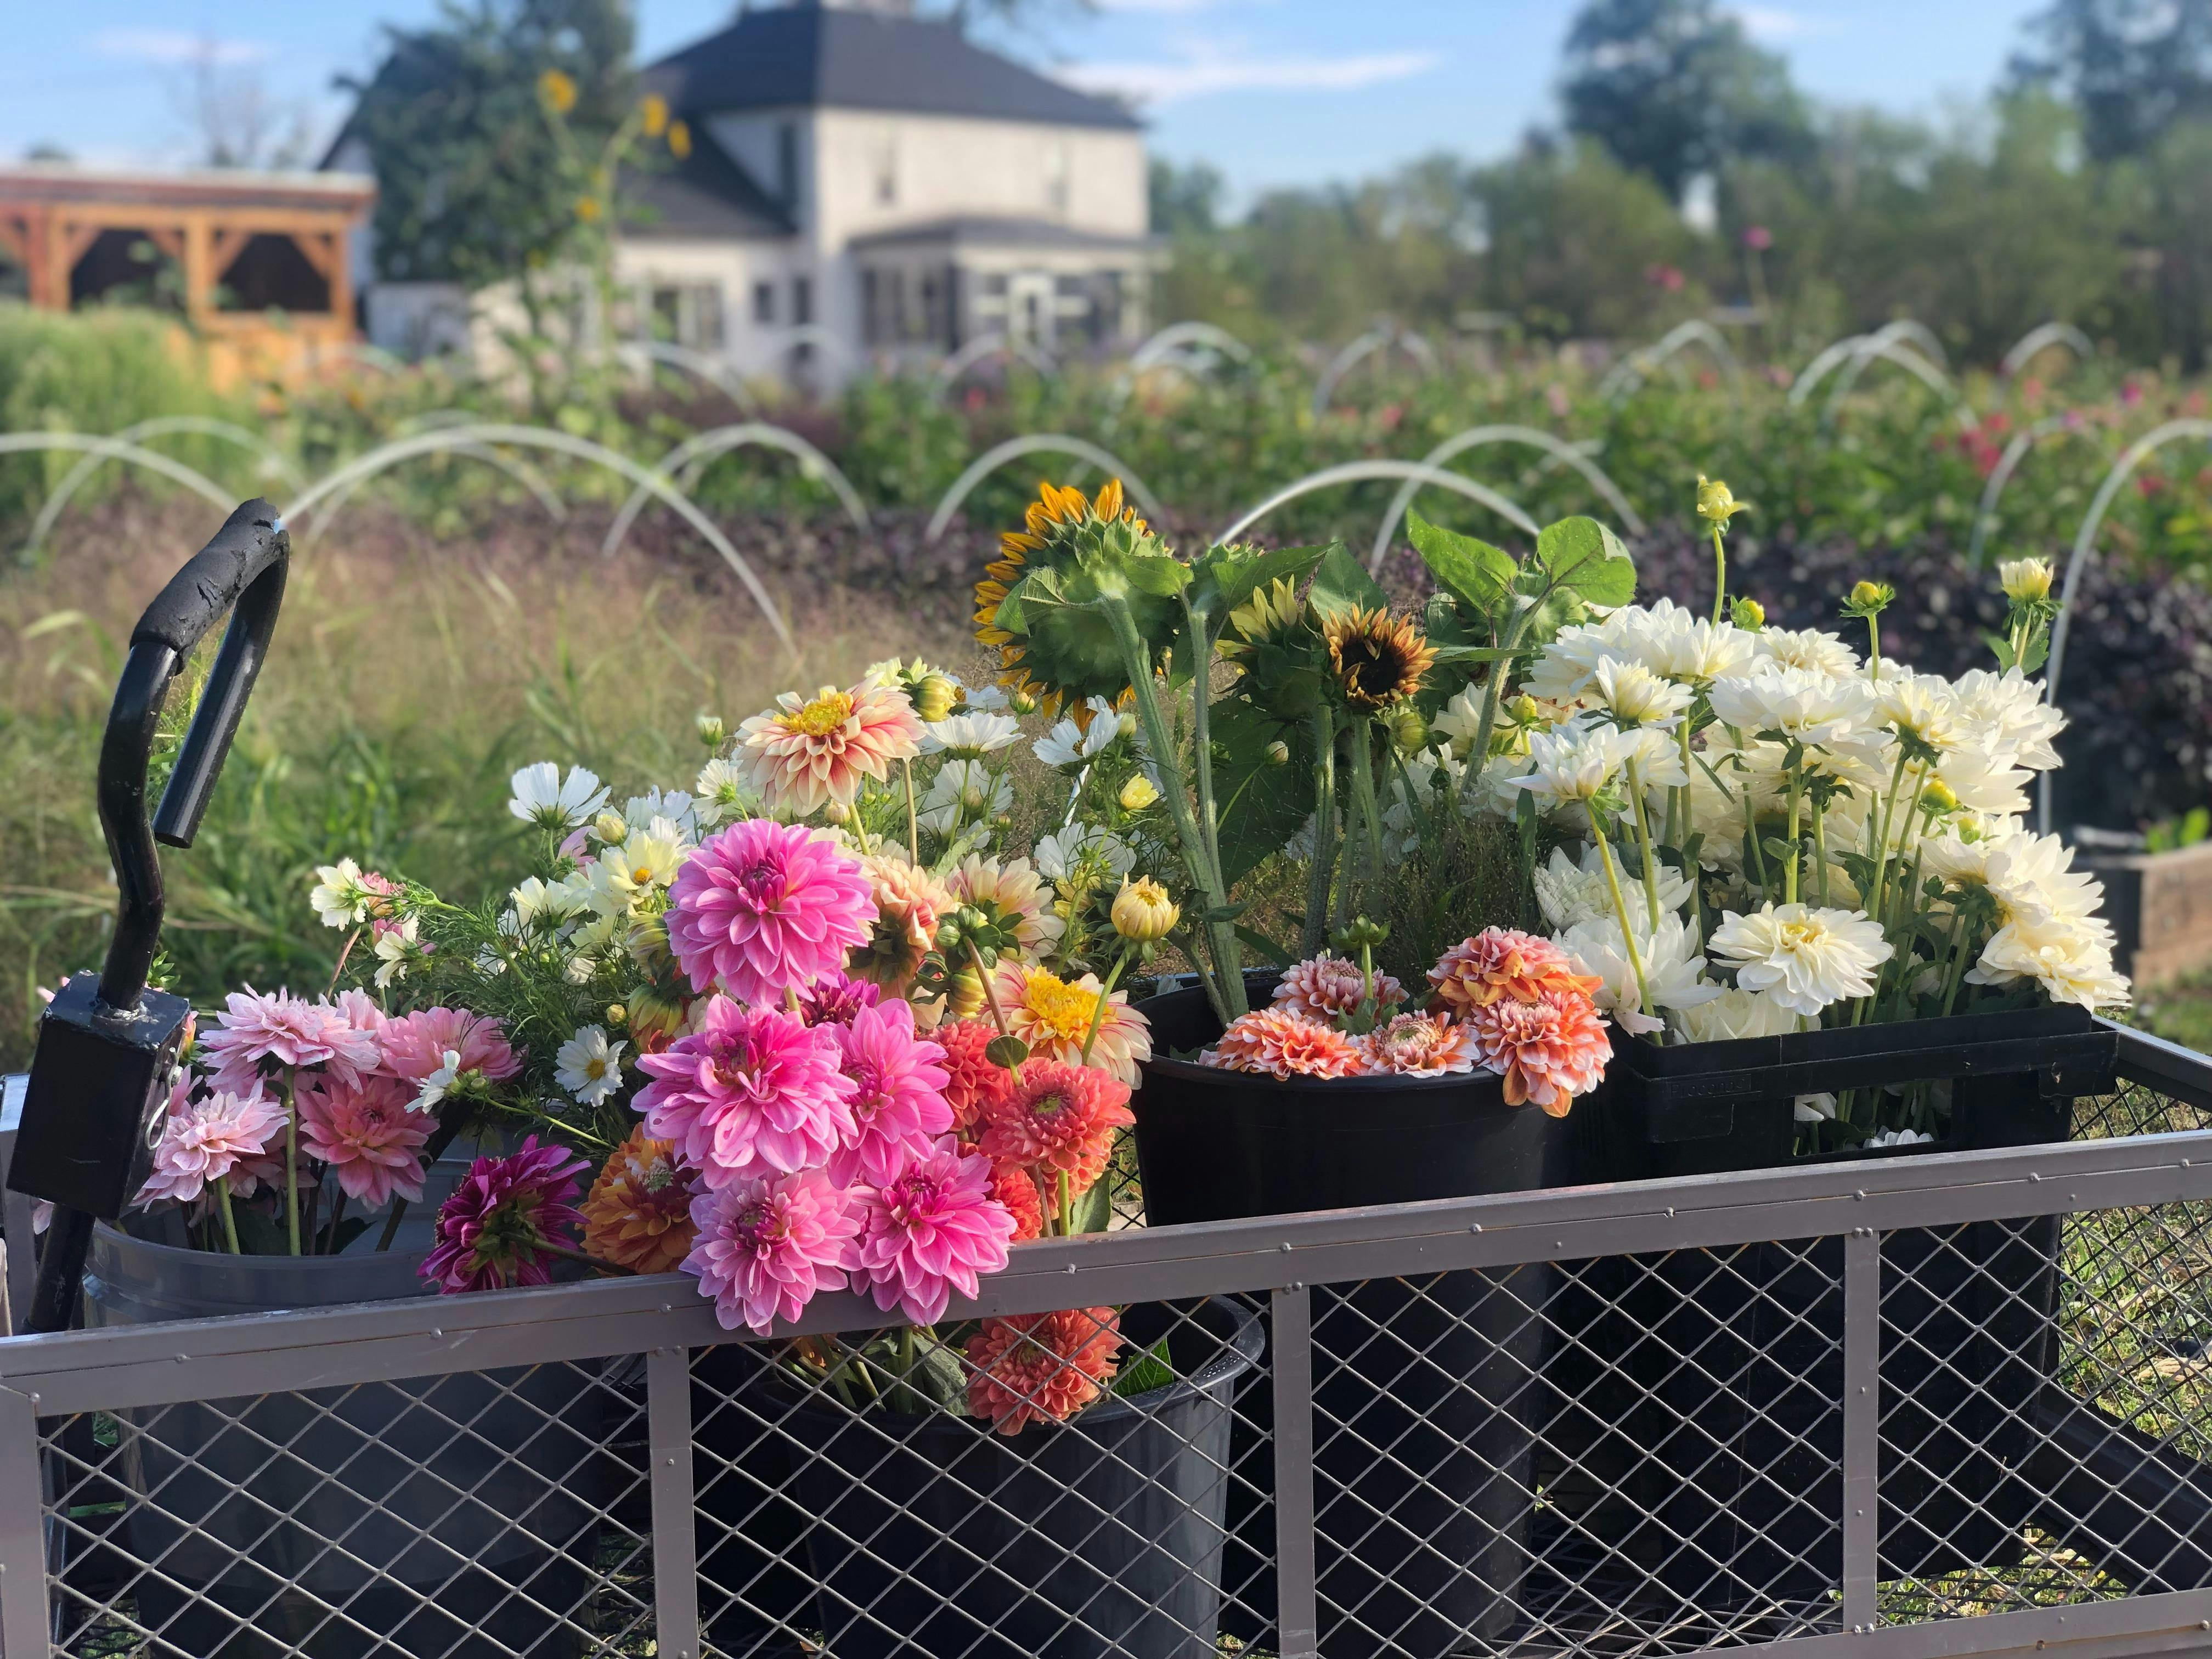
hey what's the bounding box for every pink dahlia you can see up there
[936,1019,1015,1137]
[666,818,877,1004]
[732,682,923,817]
[634,997,858,1185]
[964,1307,1124,1435]
[1430,928,1602,1016]
[331,987,387,1036]
[421,1136,589,1293]
[138,1088,285,1206]
[380,1007,521,1083]
[827,1000,955,1188]
[297,1073,431,1207]
[683,1170,860,1335]
[798,970,881,1029]
[1272,952,1406,1025]
[1361,1012,1481,1078]
[976,1060,1133,1195]
[1465,988,1612,1115]
[1203,1007,1367,1080]
[199,988,381,1094]
[850,1141,1017,1325]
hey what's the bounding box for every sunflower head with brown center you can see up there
[1323,607,1435,710]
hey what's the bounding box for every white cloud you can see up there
[1093,0,1239,10]
[1730,7,1841,44]
[88,30,274,69]
[1059,49,1440,105]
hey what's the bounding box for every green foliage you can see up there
[2011,0,2212,161]
[2146,807,2212,853]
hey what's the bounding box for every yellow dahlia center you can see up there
[1023,974,1101,1040]
[790,691,855,738]
[1780,921,1825,950]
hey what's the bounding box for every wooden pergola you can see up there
[0,164,375,381]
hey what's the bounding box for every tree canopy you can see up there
[2010,0,2212,160]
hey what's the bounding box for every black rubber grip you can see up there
[128,498,287,656]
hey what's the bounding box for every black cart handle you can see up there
[97,499,289,1011]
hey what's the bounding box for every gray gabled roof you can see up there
[622,136,794,241]
[644,4,1141,131]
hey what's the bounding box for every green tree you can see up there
[340,0,636,287]
[2011,0,2212,161]
[1560,0,1813,202]
[1150,157,1226,236]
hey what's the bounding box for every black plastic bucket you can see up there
[782,1298,1263,1659]
[691,1342,817,1656]
[1131,977,1576,1658]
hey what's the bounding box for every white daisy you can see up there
[308,857,374,929]
[508,763,608,831]
[554,1025,628,1106]
[1032,824,1135,886]
[693,757,758,826]
[918,758,1013,835]
[1709,901,1894,1017]
[1032,698,1120,768]
[962,683,1011,713]
[920,711,1022,757]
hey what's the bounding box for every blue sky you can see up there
[0,2,2044,200]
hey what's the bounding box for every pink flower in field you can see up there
[1742,225,1773,251]
[798,970,881,1029]
[1272,952,1406,1025]
[682,1171,860,1334]
[1463,988,1611,1116]
[1203,1008,1367,1080]
[665,819,877,1005]
[850,1141,1017,1325]
[1361,1012,1481,1077]
[634,997,859,1184]
[138,1086,285,1206]
[380,1007,521,1083]
[199,988,381,1094]
[732,681,924,817]
[298,1073,431,1207]
[828,1000,953,1188]
[422,1136,589,1293]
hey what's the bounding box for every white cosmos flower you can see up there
[962,683,1011,713]
[1950,668,2065,771]
[510,874,587,930]
[414,1048,465,1113]
[1534,843,1694,930]
[602,831,686,903]
[1032,824,1135,885]
[1593,659,1695,727]
[920,711,1022,757]
[1510,721,1633,809]
[918,758,1012,834]
[624,789,699,841]
[1556,912,1719,1036]
[509,763,608,831]
[373,916,422,988]
[555,1025,628,1106]
[1709,901,1894,1016]
[1672,984,1809,1043]
[692,757,758,827]
[1758,627,1860,677]
[1033,698,1119,767]
[308,857,373,929]
[1708,667,1875,748]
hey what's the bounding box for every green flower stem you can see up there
[1305,703,1337,958]
[1784,771,1804,906]
[1623,754,1663,933]
[1346,719,1385,895]
[1181,593,1222,862]
[902,759,921,865]
[1102,595,1245,1022]
[1709,526,1728,625]
[216,1181,241,1255]
[1464,599,1536,788]
[1588,816,1655,1028]
[1813,794,1831,907]
[1078,950,1132,1066]
[1866,614,1883,681]
[1866,751,1914,923]
[283,1068,301,1257]
[1058,1170,1074,1238]
[324,1189,348,1257]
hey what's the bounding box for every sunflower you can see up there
[1323,607,1436,709]
[973,479,1152,717]
[1216,573,1307,665]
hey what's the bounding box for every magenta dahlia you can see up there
[682,1171,860,1335]
[850,1141,1017,1325]
[798,970,882,1029]
[665,818,878,1004]
[827,999,955,1189]
[634,997,859,1185]
[421,1136,590,1293]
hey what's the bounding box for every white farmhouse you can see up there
[338,0,1156,383]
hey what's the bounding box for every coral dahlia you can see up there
[935,1018,1015,1136]
[583,1124,698,1275]
[1429,928,1602,1016]
[1272,952,1407,1025]
[976,1060,1134,1195]
[965,1307,1124,1435]
[1361,1012,1481,1077]
[634,997,859,1186]
[683,1171,859,1335]
[666,818,877,1005]
[732,682,923,818]
[1464,989,1611,1115]
[992,961,1151,1085]
[850,1141,1017,1325]
[989,1160,1047,1242]
[1203,1008,1367,1080]
[827,1000,955,1188]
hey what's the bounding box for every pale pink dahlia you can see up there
[199,988,381,1094]
[331,987,387,1036]
[1272,952,1406,1025]
[1361,1012,1481,1078]
[138,1088,285,1206]
[1203,1008,1367,1080]
[634,997,859,1185]
[1464,988,1611,1115]
[732,682,923,817]
[1429,928,1604,1016]
[976,1060,1133,1195]
[964,1307,1124,1435]
[379,1007,521,1083]
[297,1073,431,1207]
[422,1136,589,1293]
[851,1141,1017,1325]
[665,819,877,1004]
[827,1000,955,1189]
[683,1171,860,1335]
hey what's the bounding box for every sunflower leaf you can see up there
[1408,511,1518,620]
[1532,517,1637,607]
[1306,544,1390,622]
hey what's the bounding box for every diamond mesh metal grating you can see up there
[4,1053,2212,1659]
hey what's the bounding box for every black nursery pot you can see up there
[782,1298,1263,1659]
[1131,976,1576,1659]
[1590,1005,2117,1605]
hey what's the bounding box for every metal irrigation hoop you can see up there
[24,417,301,552]
[1215,460,1539,549]
[1310,328,1438,421]
[2000,322,2096,382]
[925,436,1167,544]
[1366,425,1644,572]
[1964,415,2106,569]
[602,423,871,560]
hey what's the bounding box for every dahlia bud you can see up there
[1695,474,1750,528]
[1331,915,1390,952]
[592,810,629,845]
[605,1002,628,1028]
[1111,877,1180,943]
[626,913,672,972]
[1117,713,1138,741]
[1730,597,1766,631]
[1010,689,1040,716]
[1998,557,2054,603]
[695,710,726,748]
[945,967,986,1020]
[1264,739,1291,768]
[1119,775,1160,812]
[1505,694,1542,726]
[825,800,851,825]
[1386,705,1428,754]
[625,986,686,1042]
[913,673,958,723]
[1844,579,1895,615]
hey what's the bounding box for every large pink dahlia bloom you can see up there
[379,1006,522,1082]
[827,1000,955,1189]
[634,997,859,1184]
[139,1088,285,1206]
[666,818,877,1004]
[298,1073,432,1207]
[200,988,381,1094]
[683,1171,860,1335]
[850,1141,1017,1325]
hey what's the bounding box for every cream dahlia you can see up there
[992,961,1150,1085]
[1708,902,1894,1017]
[732,681,923,817]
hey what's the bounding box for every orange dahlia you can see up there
[1361,1011,1480,1077]
[989,1159,1047,1243]
[1429,928,1603,1015]
[936,1018,1015,1137]
[964,1307,1124,1435]
[973,479,1149,715]
[1201,1007,1367,1080]
[732,681,923,818]
[580,1125,697,1274]
[992,960,1152,1086]
[1464,989,1611,1116]
[976,1060,1133,1194]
